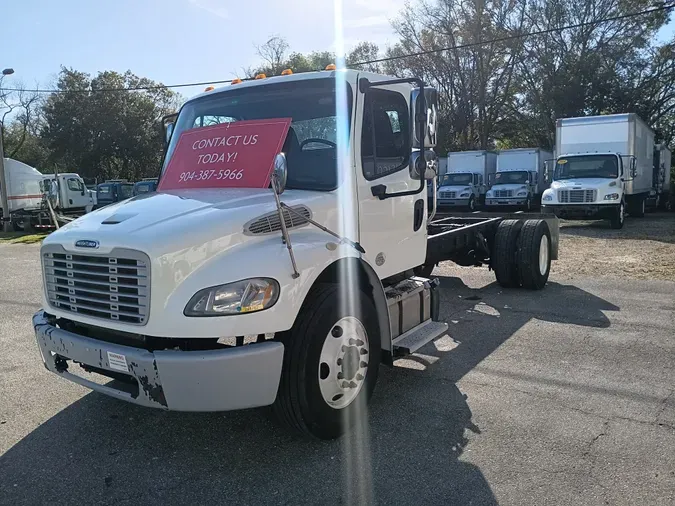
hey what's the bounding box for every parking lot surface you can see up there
[1,229,674,505]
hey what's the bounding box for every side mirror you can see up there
[411,87,438,149]
[410,149,437,180]
[272,153,288,195]
[630,158,637,178]
[81,189,85,196]
[162,113,178,147]
[487,173,494,186]
[543,160,554,183]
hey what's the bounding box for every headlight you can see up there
[184,278,280,316]
[603,193,620,201]
[460,192,470,197]
[517,191,527,196]
[543,194,553,201]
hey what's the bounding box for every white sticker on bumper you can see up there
[107,351,129,372]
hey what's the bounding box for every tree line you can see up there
[2,0,675,181]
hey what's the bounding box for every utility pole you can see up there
[0,68,15,232]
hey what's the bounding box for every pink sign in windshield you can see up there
[158,118,291,191]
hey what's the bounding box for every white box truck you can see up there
[542,114,654,229]
[486,148,552,211]
[33,69,560,439]
[652,143,671,210]
[437,150,496,211]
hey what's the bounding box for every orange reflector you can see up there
[204,86,215,92]
[231,78,242,85]
[255,73,267,80]
[281,69,293,76]
[325,63,337,71]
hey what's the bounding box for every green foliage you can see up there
[39,68,180,181]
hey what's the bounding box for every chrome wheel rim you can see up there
[318,316,369,409]
[539,235,549,276]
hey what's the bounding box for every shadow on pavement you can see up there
[0,277,619,505]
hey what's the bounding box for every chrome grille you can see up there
[493,189,513,198]
[42,246,149,325]
[558,189,597,203]
[245,205,311,235]
[440,191,456,199]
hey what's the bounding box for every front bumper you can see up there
[485,198,528,206]
[33,310,284,411]
[437,198,471,207]
[541,203,619,220]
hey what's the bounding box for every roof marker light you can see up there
[255,73,267,80]
[325,63,337,71]
[204,86,215,92]
[281,69,293,75]
[231,78,242,85]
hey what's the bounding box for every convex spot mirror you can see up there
[411,149,438,180]
[411,87,438,149]
[272,153,288,195]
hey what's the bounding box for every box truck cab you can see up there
[133,178,158,196]
[486,148,552,211]
[437,150,496,210]
[32,68,559,440]
[542,114,654,229]
[46,173,96,214]
[96,180,134,208]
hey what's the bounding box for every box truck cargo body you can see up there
[437,150,496,210]
[486,148,552,210]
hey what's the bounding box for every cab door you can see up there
[354,80,427,279]
[64,176,90,209]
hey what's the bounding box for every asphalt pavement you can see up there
[0,242,674,505]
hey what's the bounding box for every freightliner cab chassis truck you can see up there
[33,69,560,439]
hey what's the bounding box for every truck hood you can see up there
[44,188,334,253]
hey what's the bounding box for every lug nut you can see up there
[355,373,364,381]
[337,358,343,366]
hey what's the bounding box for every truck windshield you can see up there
[163,78,353,191]
[441,174,472,185]
[494,171,528,184]
[555,155,618,179]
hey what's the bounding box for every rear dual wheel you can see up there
[493,219,551,290]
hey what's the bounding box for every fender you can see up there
[308,257,394,366]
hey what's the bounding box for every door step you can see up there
[392,319,449,355]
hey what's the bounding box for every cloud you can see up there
[344,15,390,29]
[188,0,229,19]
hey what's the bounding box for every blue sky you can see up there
[3,0,405,99]
[4,0,675,101]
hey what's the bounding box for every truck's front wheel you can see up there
[273,284,381,439]
[609,201,625,229]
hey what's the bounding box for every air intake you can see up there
[245,205,312,235]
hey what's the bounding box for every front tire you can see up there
[609,201,625,229]
[273,284,381,439]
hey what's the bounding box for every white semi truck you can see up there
[33,69,560,439]
[542,114,654,229]
[485,148,552,211]
[437,150,496,210]
[652,143,671,210]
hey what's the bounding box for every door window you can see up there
[67,178,84,192]
[120,184,134,199]
[361,89,410,180]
